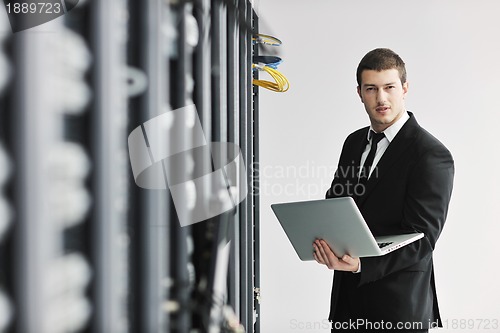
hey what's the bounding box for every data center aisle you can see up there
[0,0,261,332]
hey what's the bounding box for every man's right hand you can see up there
[313,239,360,272]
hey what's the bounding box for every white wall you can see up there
[255,1,500,332]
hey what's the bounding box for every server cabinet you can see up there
[0,0,260,331]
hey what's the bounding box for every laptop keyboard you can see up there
[378,242,393,249]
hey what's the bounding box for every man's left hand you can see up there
[313,239,360,272]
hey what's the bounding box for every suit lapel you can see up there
[352,129,370,174]
[335,127,370,186]
[357,113,421,206]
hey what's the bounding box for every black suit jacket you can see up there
[325,112,454,329]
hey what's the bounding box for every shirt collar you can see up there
[367,111,410,143]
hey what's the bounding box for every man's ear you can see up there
[402,81,409,98]
[357,86,363,102]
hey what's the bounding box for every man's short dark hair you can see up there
[356,48,407,86]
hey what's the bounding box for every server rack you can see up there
[10,11,96,333]
[0,0,260,331]
[0,9,13,333]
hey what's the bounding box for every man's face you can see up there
[357,69,408,132]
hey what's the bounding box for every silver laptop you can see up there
[271,197,423,260]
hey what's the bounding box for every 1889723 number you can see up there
[5,2,62,14]
[441,318,499,330]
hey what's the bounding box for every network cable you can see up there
[252,56,288,92]
[252,33,282,46]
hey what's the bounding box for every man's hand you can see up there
[313,239,360,272]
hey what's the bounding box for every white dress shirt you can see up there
[359,111,410,180]
[354,111,410,273]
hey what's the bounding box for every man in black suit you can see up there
[313,48,454,332]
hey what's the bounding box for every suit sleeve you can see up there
[359,144,455,285]
[325,133,359,199]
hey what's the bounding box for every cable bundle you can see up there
[252,45,289,93]
[252,33,282,46]
[252,63,289,92]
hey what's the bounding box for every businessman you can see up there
[313,48,454,332]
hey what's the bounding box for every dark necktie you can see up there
[358,131,385,184]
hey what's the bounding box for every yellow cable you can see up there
[252,64,289,92]
[252,33,282,46]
